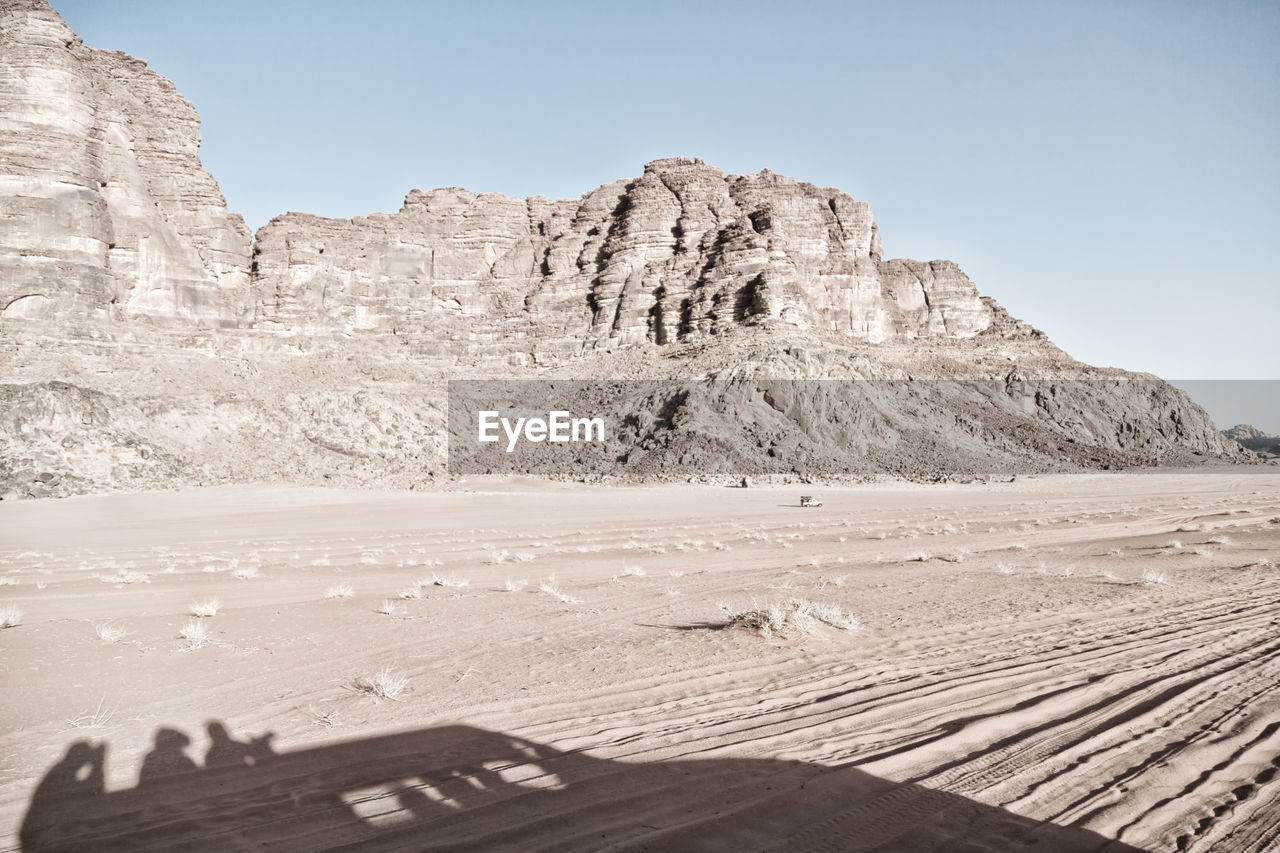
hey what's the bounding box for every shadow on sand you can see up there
[20,722,1149,852]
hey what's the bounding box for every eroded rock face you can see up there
[0,0,251,326]
[252,158,1005,350]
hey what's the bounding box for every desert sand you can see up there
[1,469,1277,851]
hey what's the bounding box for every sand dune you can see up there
[1,470,1277,851]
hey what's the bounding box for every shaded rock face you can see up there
[0,0,251,327]
[252,158,999,350]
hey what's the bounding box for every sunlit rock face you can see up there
[251,158,1000,349]
[0,0,251,326]
[0,3,1004,347]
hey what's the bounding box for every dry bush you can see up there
[324,583,355,599]
[718,599,860,638]
[504,578,529,592]
[178,619,212,649]
[431,573,469,588]
[1141,568,1168,585]
[66,697,113,730]
[189,598,221,618]
[231,565,259,580]
[353,666,409,700]
[94,621,128,643]
[99,569,150,585]
[0,604,22,629]
[376,600,398,615]
[538,577,582,604]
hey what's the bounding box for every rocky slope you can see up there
[0,0,1253,498]
[0,0,252,327]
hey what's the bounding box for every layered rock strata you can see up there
[251,158,1002,351]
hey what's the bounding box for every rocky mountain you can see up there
[0,0,1253,498]
[251,158,1021,355]
[0,0,252,327]
[1223,424,1279,456]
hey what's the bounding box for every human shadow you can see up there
[19,722,1152,852]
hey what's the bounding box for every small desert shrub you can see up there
[304,704,340,727]
[1191,547,1212,558]
[94,621,128,643]
[937,550,968,563]
[719,599,860,638]
[1176,523,1202,532]
[538,577,581,604]
[178,619,212,649]
[324,583,355,599]
[231,565,259,580]
[376,600,398,615]
[353,666,409,700]
[66,698,113,729]
[0,604,22,628]
[100,569,150,585]
[621,565,646,577]
[1205,535,1232,545]
[398,586,422,600]
[431,573,469,588]
[504,578,529,592]
[1164,540,1182,550]
[1141,568,1168,585]
[995,563,1016,575]
[1107,548,1123,556]
[906,551,931,562]
[189,598,221,618]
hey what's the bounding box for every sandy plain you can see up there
[0,469,1278,851]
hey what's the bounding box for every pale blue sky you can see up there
[52,1,1278,404]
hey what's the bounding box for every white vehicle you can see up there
[799,495,822,508]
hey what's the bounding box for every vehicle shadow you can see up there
[19,722,1150,852]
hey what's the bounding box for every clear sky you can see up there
[51,1,1279,401]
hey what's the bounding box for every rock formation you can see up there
[0,0,1255,498]
[0,0,251,327]
[1223,424,1279,456]
[251,158,1005,353]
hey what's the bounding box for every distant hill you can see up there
[1223,425,1280,456]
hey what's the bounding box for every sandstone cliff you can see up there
[0,0,251,327]
[252,158,1006,353]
